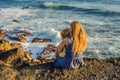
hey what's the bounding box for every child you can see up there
[37,28,70,60]
[59,27,70,57]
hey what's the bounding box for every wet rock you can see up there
[22,6,30,9]
[0,29,7,40]
[8,34,27,42]
[8,31,32,42]
[12,19,19,23]
[37,44,56,61]
[18,31,32,37]
[32,38,51,43]
[22,6,36,10]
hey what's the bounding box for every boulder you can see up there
[0,40,41,67]
[0,40,30,67]
[0,40,25,67]
[0,48,24,67]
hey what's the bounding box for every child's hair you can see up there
[60,28,70,39]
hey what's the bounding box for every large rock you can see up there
[0,40,25,67]
[0,40,41,67]
[32,38,51,43]
[0,40,32,67]
[0,29,7,40]
[0,48,24,67]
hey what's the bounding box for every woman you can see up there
[54,21,87,69]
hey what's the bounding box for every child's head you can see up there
[60,28,70,39]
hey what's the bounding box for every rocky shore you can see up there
[0,58,120,80]
[0,29,120,80]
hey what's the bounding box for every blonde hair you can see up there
[70,21,87,53]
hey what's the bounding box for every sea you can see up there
[0,0,120,59]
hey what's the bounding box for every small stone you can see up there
[12,19,19,23]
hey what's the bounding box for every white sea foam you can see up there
[51,28,61,39]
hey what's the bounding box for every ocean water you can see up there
[0,0,120,59]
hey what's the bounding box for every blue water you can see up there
[0,0,120,59]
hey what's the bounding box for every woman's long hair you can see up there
[70,21,87,53]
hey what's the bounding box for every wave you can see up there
[38,2,120,16]
[1,0,120,17]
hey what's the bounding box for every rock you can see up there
[22,6,36,10]
[8,34,27,42]
[0,57,120,79]
[12,19,19,23]
[0,48,24,67]
[22,6,30,9]
[8,31,32,42]
[0,60,13,67]
[0,40,12,52]
[10,43,22,49]
[37,44,56,61]
[32,38,51,43]
[0,48,18,60]
[18,31,32,37]
[0,40,32,67]
[0,29,7,40]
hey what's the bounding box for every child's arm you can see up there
[54,38,69,59]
